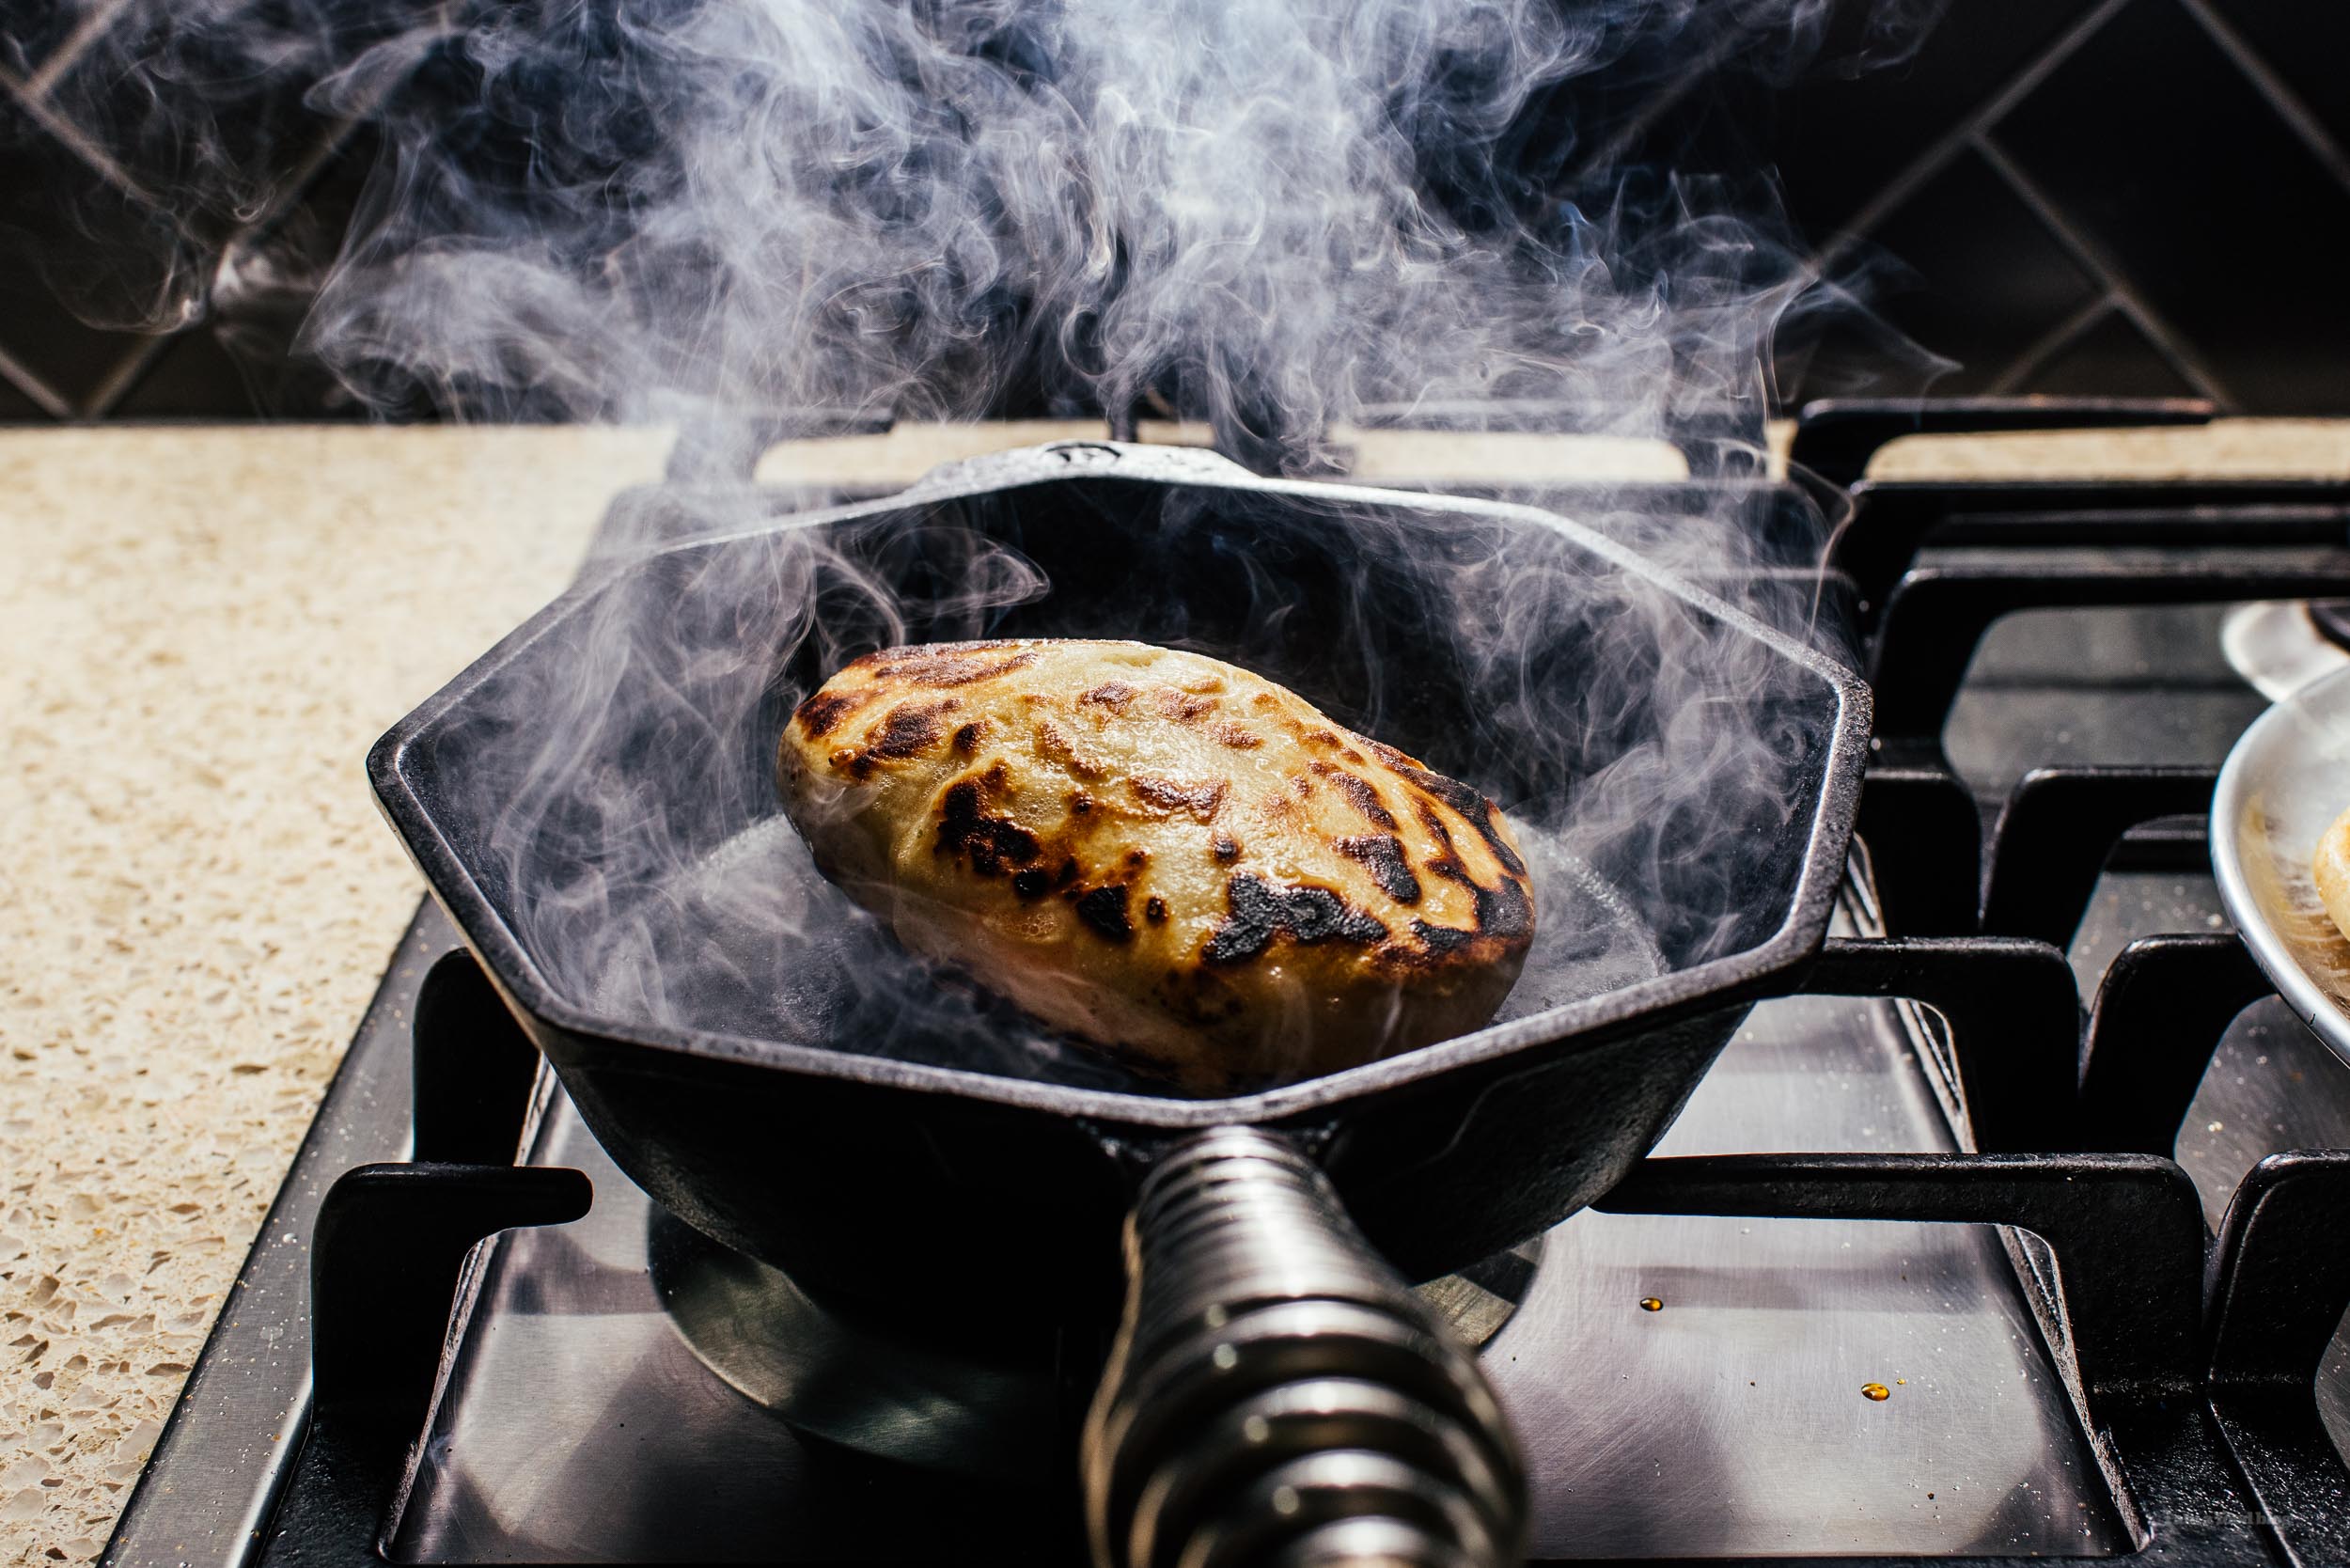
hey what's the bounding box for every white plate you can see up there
[2211,662,2350,1064]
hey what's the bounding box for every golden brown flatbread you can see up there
[776,639,1534,1090]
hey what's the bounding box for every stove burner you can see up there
[1411,1233,1544,1350]
[648,1205,1542,1480]
[648,1206,1062,1480]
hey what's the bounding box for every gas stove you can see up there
[103,400,2350,1565]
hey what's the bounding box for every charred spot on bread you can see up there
[1144,895,1169,925]
[1337,834,1422,903]
[1080,681,1136,710]
[794,689,868,739]
[871,700,957,760]
[1399,889,1528,964]
[1203,874,1388,964]
[1395,762,1528,877]
[1473,877,1533,939]
[1075,884,1135,941]
[1416,821,1534,945]
[1312,763,1399,829]
[1212,834,1242,863]
[1131,776,1227,822]
[1410,919,1477,956]
[937,777,1041,876]
[1213,723,1262,749]
[859,642,1039,688]
[1035,719,1109,779]
[950,721,985,753]
[1419,845,1530,938]
[1155,688,1217,721]
[1426,854,1474,889]
[1395,762,1482,819]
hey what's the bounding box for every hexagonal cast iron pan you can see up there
[368,442,1870,1566]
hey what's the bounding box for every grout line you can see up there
[246,118,367,238]
[1971,131,2235,407]
[225,9,439,250]
[181,124,356,290]
[1,69,153,203]
[79,328,177,420]
[2172,0,2350,203]
[285,122,360,194]
[19,0,140,102]
[84,115,380,419]
[0,339,75,419]
[1818,0,2138,259]
[1562,22,1760,185]
[81,91,387,420]
[1984,295,2116,395]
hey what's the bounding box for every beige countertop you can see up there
[2,416,2346,1565]
[0,426,669,1565]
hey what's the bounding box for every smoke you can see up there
[32,0,1935,1090]
[304,0,1888,466]
[18,0,1936,451]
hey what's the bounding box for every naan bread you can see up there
[776,639,1534,1090]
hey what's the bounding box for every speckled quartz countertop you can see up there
[3,416,2347,1565]
[0,427,669,1564]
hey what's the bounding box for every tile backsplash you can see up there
[1,0,2344,424]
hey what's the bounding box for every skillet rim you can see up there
[367,441,1872,1128]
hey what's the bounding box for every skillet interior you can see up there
[398,467,1834,1097]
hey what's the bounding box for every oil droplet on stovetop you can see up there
[1862,1383,1891,1402]
[1638,1296,1663,1311]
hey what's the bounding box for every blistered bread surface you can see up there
[776,638,1534,1089]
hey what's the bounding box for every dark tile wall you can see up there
[1848,149,2101,397]
[0,0,2344,422]
[1762,0,2350,410]
[1992,0,2350,411]
[1772,0,2106,237]
[0,0,376,421]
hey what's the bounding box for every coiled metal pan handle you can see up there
[1083,1127,1526,1568]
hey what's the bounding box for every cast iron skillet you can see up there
[368,442,1869,1567]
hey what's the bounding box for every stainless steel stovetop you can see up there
[391,903,2114,1560]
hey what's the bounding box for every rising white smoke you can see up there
[22,0,1950,448]
[29,0,1939,1090]
[269,0,1916,465]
